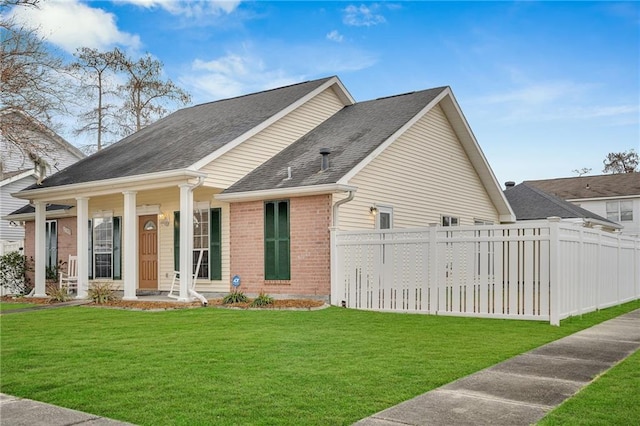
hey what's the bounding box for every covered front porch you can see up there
[14,170,231,302]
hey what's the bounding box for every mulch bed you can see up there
[1,295,326,311]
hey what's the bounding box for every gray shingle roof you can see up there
[504,182,617,226]
[526,173,640,199]
[223,87,447,193]
[26,77,335,190]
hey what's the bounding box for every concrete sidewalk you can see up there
[355,308,640,425]
[0,394,133,425]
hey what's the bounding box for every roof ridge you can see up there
[184,76,335,110]
[371,86,448,102]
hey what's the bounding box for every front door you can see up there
[139,215,158,289]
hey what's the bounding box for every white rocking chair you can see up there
[59,255,78,294]
[168,249,204,299]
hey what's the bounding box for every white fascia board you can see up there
[567,195,640,202]
[215,184,358,203]
[438,91,516,223]
[0,170,35,187]
[189,77,354,171]
[3,207,74,221]
[584,218,623,230]
[337,88,450,185]
[11,169,207,202]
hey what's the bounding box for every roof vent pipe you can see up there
[320,148,330,171]
[505,181,516,188]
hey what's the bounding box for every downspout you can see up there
[330,190,355,306]
[332,190,355,227]
[188,176,209,306]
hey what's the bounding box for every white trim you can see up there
[189,77,354,171]
[0,170,35,188]
[12,169,207,202]
[136,204,161,216]
[215,184,358,203]
[568,195,640,202]
[2,206,74,221]
[375,205,394,230]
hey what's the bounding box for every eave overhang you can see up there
[12,169,208,202]
[215,184,358,203]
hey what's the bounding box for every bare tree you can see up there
[116,53,191,136]
[0,0,72,160]
[71,47,124,152]
[572,167,592,177]
[603,150,639,174]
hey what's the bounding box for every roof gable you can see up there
[526,173,640,199]
[23,77,340,191]
[223,88,447,193]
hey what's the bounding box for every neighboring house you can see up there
[526,174,640,236]
[503,181,621,232]
[8,76,514,301]
[0,109,85,253]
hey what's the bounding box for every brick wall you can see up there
[229,194,332,298]
[24,217,77,285]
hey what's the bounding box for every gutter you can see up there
[215,183,357,203]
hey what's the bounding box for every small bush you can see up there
[222,290,248,304]
[0,251,30,295]
[251,292,274,307]
[46,283,71,302]
[88,281,116,304]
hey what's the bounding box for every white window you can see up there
[442,216,459,227]
[375,206,393,230]
[193,208,209,279]
[93,217,113,279]
[606,201,633,222]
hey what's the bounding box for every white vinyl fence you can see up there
[331,219,640,325]
[0,240,23,256]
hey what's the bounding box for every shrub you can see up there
[222,290,248,304]
[88,281,116,304]
[46,259,66,281]
[46,282,71,302]
[250,292,274,307]
[0,251,30,295]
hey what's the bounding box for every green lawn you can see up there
[538,348,640,425]
[0,302,37,311]
[1,301,638,425]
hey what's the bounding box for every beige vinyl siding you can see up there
[201,87,345,189]
[339,104,499,230]
[85,187,230,292]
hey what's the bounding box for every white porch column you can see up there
[32,201,47,297]
[122,191,138,300]
[76,197,89,299]
[179,183,194,302]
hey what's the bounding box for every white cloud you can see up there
[343,4,386,27]
[183,52,300,101]
[116,0,242,17]
[182,43,377,103]
[8,0,140,53]
[326,30,344,43]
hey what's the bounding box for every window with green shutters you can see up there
[264,200,290,280]
[173,208,221,280]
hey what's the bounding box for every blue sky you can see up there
[9,1,640,185]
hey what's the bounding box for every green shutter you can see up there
[113,217,121,280]
[88,219,93,279]
[264,201,290,280]
[210,208,222,280]
[173,211,180,272]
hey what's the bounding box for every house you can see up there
[526,174,640,236]
[0,109,85,257]
[9,76,514,301]
[503,181,621,232]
